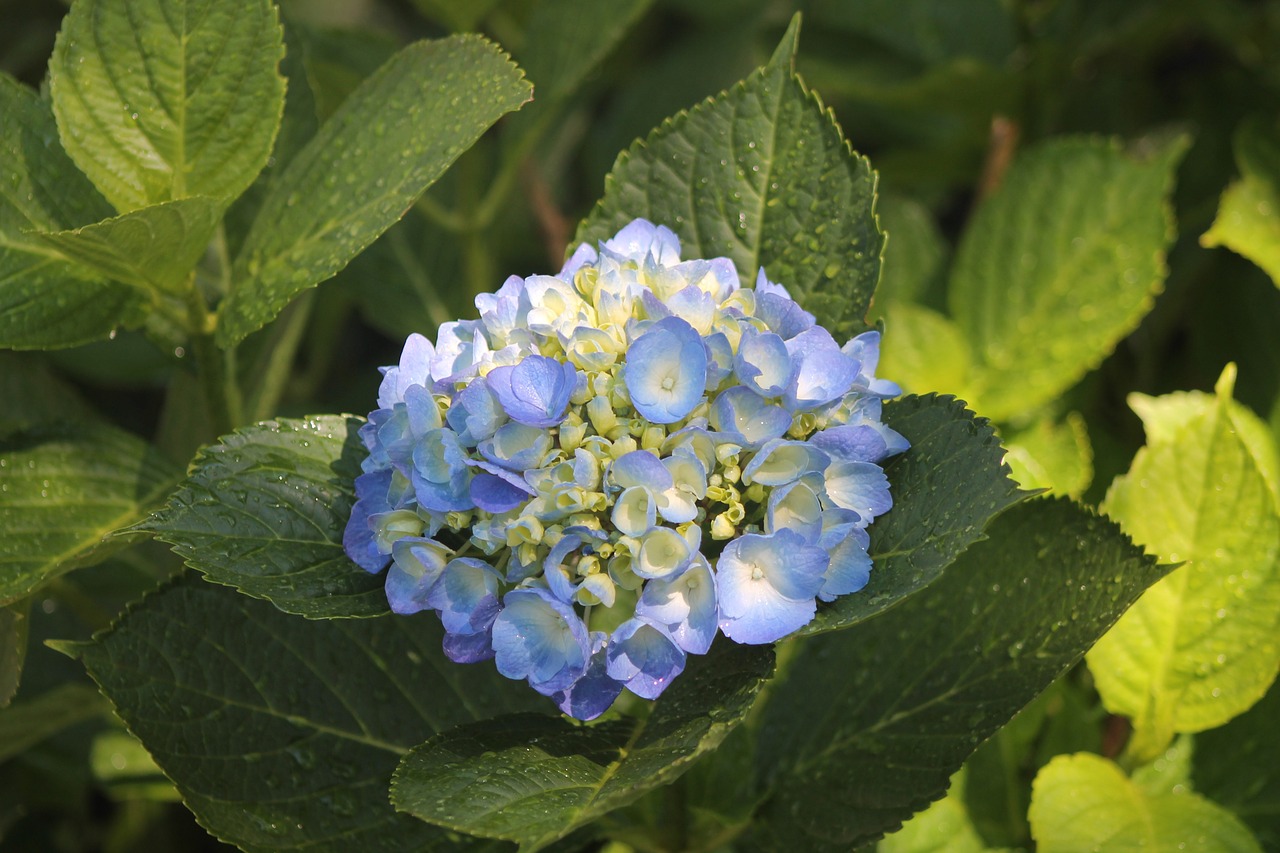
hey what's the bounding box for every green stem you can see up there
[186,287,242,436]
[244,290,315,422]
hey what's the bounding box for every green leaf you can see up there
[1193,680,1280,847]
[800,394,1025,636]
[810,0,1016,66]
[0,423,180,606]
[519,0,653,105]
[744,498,1163,851]
[34,197,221,296]
[219,35,532,346]
[1088,368,1280,762]
[877,303,973,398]
[0,601,28,708]
[1001,413,1093,499]
[392,642,773,850]
[878,770,1001,853]
[949,136,1187,421]
[90,726,180,802]
[0,74,140,350]
[139,415,389,619]
[48,0,285,213]
[1202,117,1280,288]
[0,683,109,764]
[873,193,948,312]
[576,15,883,338]
[80,576,543,853]
[1028,752,1261,853]
[0,353,96,437]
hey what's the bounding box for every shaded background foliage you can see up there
[1,0,1279,850]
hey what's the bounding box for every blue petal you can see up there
[606,619,687,699]
[469,471,531,513]
[427,558,501,635]
[636,557,718,654]
[446,377,506,446]
[824,460,893,523]
[344,469,393,573]
[810,423,890,463]
[734,327,796,397]
[783,327,860,411]
[442,630,495,663]
[551,632,624,720]
[709,386,792,448]
[741,439,830,487]
[385,537,451,615]
[820,528,872,602]
[602,218,682,266]
[610,449,674,492]
[715,530,827,643]
[625,317,708,424]
[377,333,435,408]
[487,355,576,428]
[411,429,474,512]
[478,422,553,471]
[492,588,590,693]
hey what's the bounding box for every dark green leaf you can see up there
[392,642,773,850]
[35,197,222,296]
[218,35,532,346]
[745,498,1164,851]
[139,415,389,618]
[1194,680,1280,848]
[48,0,285,212]
[0,601,28,708]
[949,136,1187,421]
[81,577,539,852]
[0,423,180,605]
[576,15,882,338]
[808,0,1016,65]
[0,74,140,350]
[519,0,653,105]
[800,394,1026,636]
[90,726,180,802]
[0,683,109,764]
[0,353,96,438]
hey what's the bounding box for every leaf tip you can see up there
[44,638,91,659]
[768,13,803,69]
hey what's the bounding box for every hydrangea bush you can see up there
[3,1,1279,851]
[345,219,906,716]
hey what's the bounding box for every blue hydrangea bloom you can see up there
[345,218,908,719]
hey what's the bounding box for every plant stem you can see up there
[186,287,242,436]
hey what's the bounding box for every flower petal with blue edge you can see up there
[625,316,708,424]
[443,630,496,664]
[820,527,872,602]
[486,354,576,428]
[427,558,501,635]
[602,218,682,266]
[377,332,435,408]
[385,537,452,614]
[741,439,830,487]
[735,327,796,398]
[709,386,792,448]
[716,529,828,644]
[783,326,860,411]
[606,618,686,699]
[636,556,717,654]
[492,588,591,694]
[344,469,394,573]
[411,429,474,512]
[824,460,893,523]
[552,632,623,720]
[446,376,505,446]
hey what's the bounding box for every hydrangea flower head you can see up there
[345,219,907,719]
